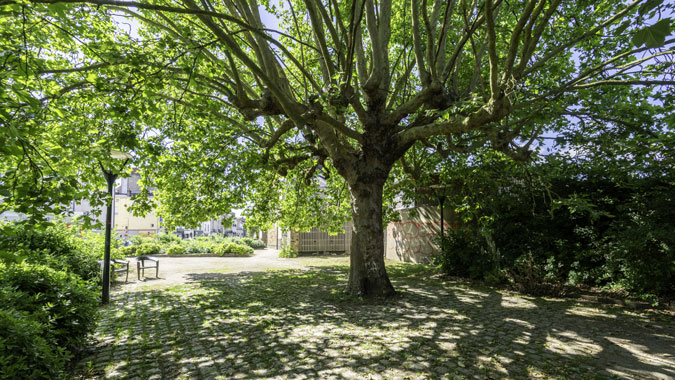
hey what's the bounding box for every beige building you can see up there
[114,194,161,237]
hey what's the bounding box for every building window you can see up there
[151,224,154,227]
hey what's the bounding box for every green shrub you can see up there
[0,308,68,380]
[213,242,253,256]
[165,244,186,255]
[155,232,182,245]
[278,246,298,258]
[185,239,216,254]
[0,262,99,352]
[228,242,253,255]
[136,242,162,256]
[128,234,153,246]
[435,227,499,280]
[0,222,101,283]
[241,237,266,249]
[212,243,226,256]
[184,240,200,253]
[435,152,675,300]
[228,237,243,245]
[507,252,563,296]
[76,229,124,261]
[119,245,137,257]
[599,192,675,298]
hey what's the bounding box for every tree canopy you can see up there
[1,0,673,295]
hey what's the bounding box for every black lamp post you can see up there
[99,150,130,304]
[430,184,447,258]
[439,195,446,257]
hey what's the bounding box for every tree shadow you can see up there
[73,265,675,379]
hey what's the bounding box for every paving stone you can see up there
[70,255,675,380]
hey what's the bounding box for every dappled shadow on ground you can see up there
[73,264,675,380]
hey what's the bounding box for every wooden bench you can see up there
[136,256,159,280]
[98,259,130,283]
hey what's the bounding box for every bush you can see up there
[76,229,124,261]
[0,308,68,380]
[507,252,564,296]
[435,227,499,280]
[185,239,217,254]
[599,192,675,298]
[0,222,101,283]
[0,223,101,379]
[213,242,253,256]
[278,246,298,258]
[165,243,186,256]
[155,232,182,245]
[0,262,99,352]
[119,245,137,257]
[128,234,153,246]
[212,243,225,256]
[228,237,243,245]
[241,237,266,249]
[136,242,162,256]
[228,242,254,255]
[437,153,675,300]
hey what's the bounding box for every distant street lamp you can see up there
[99,150,131,304]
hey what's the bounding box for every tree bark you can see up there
[345,177,396,297]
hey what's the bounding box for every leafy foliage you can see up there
[435,150,674,300]
[1,0,672,295]
[435,227,499,280]
[183,239,215,254]
[154,232,182,245]
[121,233,263,256]
[0,262,99,351]
[0,307,68,380]
[135,242,162,256]
[213,242,253,256]
[240,237,266,249]
[0,222,103,282]
[165,243,186,256]
[0,222,104,376]
[278,246,299,258]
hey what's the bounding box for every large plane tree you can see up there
[1,0,673,296]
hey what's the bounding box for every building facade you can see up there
[114,194,161,238]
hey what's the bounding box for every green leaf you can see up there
[632,19,672,48]
[639,0,663,16]
[615,20,631,35]
[47,2,68,16]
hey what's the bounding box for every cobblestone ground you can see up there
[73,254,675,380]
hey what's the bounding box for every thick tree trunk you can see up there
[345,178,396,297]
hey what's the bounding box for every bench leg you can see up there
[156,262,159,278]
[137,261,141,280]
